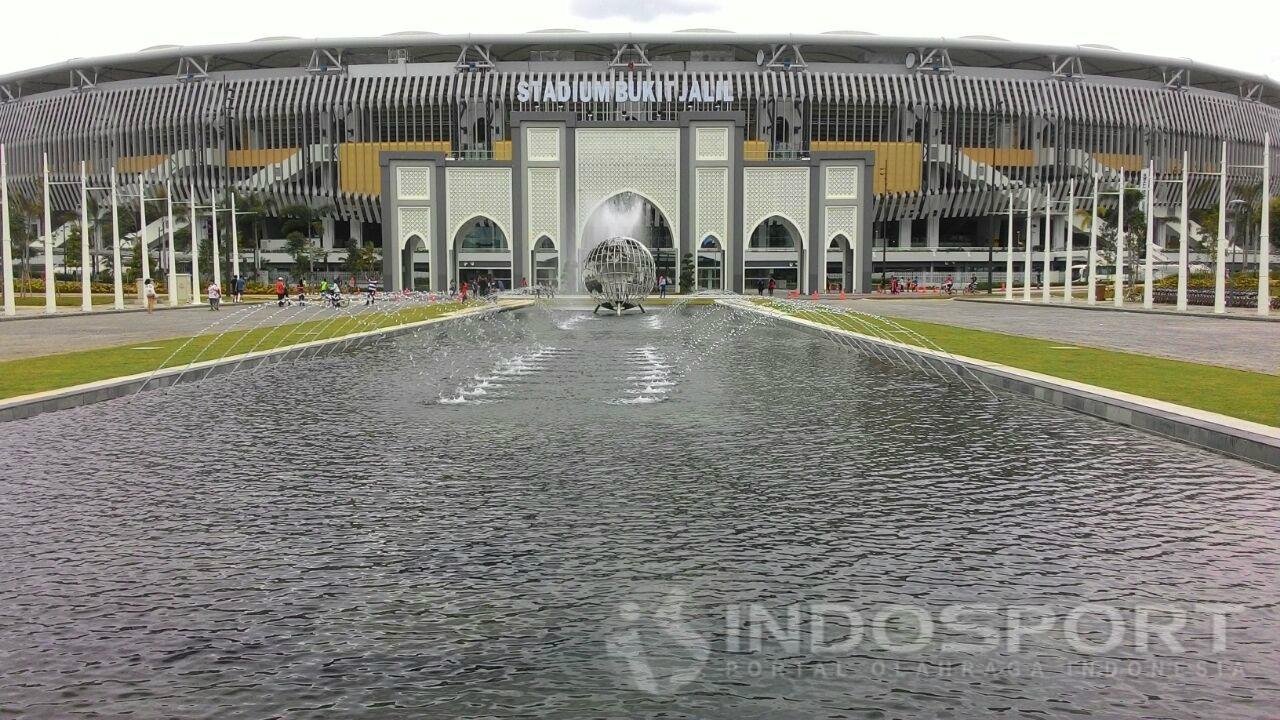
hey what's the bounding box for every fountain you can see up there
[581,236,656,315]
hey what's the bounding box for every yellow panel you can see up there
[743,140,768,162]
[961,147,1035,167]
[1094,153,1145,172]
[493,141,513,162]
[810,141,922,194]
[227,148,298,168]
[338,141,451,195]
[117,155,167,173]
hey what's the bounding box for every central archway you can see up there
[531,235,559,290]
[745,216,804,293]
[697,236,724,291]
[581,192,675,293]
[402,234,430,291]
[453,217,512,290]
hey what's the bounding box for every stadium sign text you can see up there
[516,78,733,104]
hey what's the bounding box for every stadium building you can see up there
[0,32,1277,294]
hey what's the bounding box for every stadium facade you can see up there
[0,32,1277,294]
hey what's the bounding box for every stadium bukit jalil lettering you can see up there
[515,78,734,104]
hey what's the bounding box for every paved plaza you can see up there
[838,298,1280,374]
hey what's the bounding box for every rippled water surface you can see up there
[1,304,1278,719]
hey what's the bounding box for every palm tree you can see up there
[231,190,270,277]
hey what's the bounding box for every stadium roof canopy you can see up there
[1,32,1276,105]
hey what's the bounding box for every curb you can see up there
[0,299,274,322]
[956,297,1280,323]
[0,301,529,422]
[726,299,1280,470]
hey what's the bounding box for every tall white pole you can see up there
[1042,183,1052,303]
[1177,150,1190,311]
[42,153,55,314]
[80,161,91,312]
[1143,160,1156,309]
[138,181,149,284]
[1214,141,1228,313]
[189,187,201,305]
[1005,189,1014,300]
[1064,179,1075,303]
[1023,193,1033,301]
[166,180,177,307]
[1088,174,1099,305]
[230,192,241,278]
[1259,133,1271,316]
[0,144,13,317]
[109,168,124,309]
[210,194,221,290]
[1114,175,1126,306]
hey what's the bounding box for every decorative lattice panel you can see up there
[527,167,560,245]
[575,128,680,243]
[694,167,728,244]
[825,205,858,244]
[445,167,513,244]
[399,206,432,250]
[695,127,729,162]
[397,166,432,200]
[526,127,561,162]
[825,166,859,200]
[743,166,809,248]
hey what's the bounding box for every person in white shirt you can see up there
[207,281,221,311]
[143,277,157,314]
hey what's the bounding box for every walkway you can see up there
[834,297,1280,374]
[0,302,345,362]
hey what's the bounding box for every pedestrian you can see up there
[657,274,668,299]
[296,279,307,306]
[275,276,287,307]
[460,281,469,302]
[143,277,157,314]
[207,280,221,311]
[365,277,377,305]
[755,277,765,296]
[234,274,246,303]
[767,275,776,297]
[349,275,358,294]
[320,278,328,298]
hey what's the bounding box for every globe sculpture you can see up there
[581,236,656,315]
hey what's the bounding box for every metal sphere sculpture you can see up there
[581,236,656,315]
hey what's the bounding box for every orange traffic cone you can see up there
[839,290,846,300]
[811,291,819,301]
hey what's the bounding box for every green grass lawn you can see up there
[0,302,471,400]
[12,294,117,307]
[758,300,1280,427]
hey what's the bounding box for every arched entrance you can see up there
[746,216,804,293]
[581,192,675,292]
[453,217,512,290]
[402,235,430,291]
[827,234,851,292]
[696,235,724,291]
[532,235,559,289]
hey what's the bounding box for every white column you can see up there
[1064,180,1075,303]
[1143,160,1156,309]
[42,153,55,314]
[80,161,91,312]
[1114,175,1126,307]
[1214,141,1228,313]
[166,180,177,307]
[1005,190,1014,300]
[138,182,149,283]
[1260,133,1271,316]
[1042,183,1052,302]
[230,192,241,277]
[189,188,201,305]
[1177,151,1190,311]
[0,144,13,317]
[210,194,221,289]
[1023,196,1033,301]
[110,169,124,310]
[1088,174,1099,305]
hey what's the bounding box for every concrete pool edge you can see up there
[0,301,530,423]
[725,299,1280,470]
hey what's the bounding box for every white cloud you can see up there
[570,0,720,21]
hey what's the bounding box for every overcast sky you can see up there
[2,0,1276,79]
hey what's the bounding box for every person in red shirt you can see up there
[274,277,287,307]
